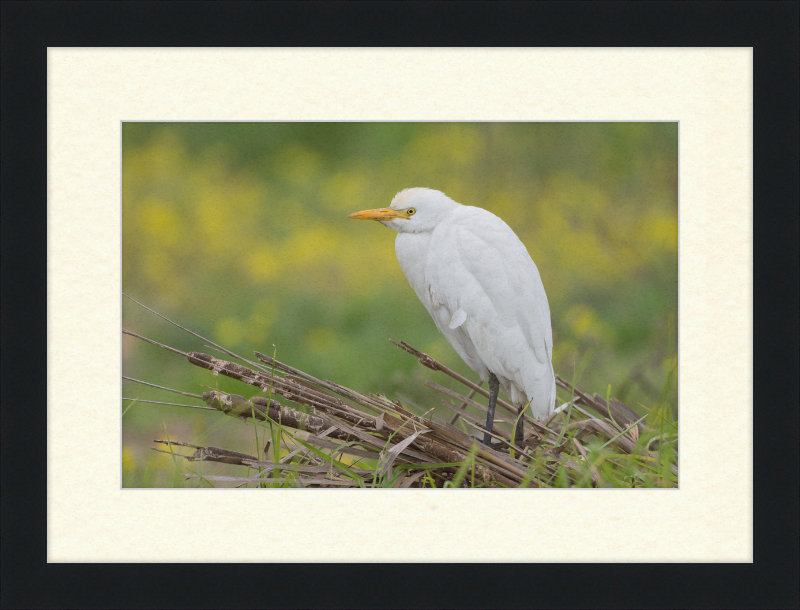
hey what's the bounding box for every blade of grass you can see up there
[448,443,478,488]
[598,415,649,450]
[162,423,182,488]
[122,397,138,418]
[293,437,366,488]
[510,400,530,459]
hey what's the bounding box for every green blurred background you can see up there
[122,122,678,487]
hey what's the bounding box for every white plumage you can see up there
[349,188,556,445]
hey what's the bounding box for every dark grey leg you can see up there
[514,404,525,446]
[483,373,501,446]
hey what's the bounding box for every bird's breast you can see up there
[395,232,433,303]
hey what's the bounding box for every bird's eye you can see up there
[407,208,416,216]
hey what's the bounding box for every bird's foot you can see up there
[471,436,505,450]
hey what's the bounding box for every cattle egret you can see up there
[348,188,556,448]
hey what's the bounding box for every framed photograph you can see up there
[3,2,796,609]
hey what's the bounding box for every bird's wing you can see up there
[427,206,554,413]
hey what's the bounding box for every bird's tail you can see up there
[527,360,557,419]
[528,361,556,419]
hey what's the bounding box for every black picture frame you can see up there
[2,2,797,609]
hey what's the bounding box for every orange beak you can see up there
[347,207,402,221]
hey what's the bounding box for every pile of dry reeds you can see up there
[123,296,675,488]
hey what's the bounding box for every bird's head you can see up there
[347,188,459,234]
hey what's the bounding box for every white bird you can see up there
[348,187,556,447]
